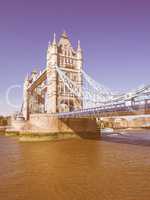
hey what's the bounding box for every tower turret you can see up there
[47,33,58,67]
[31,70,38,82]
[77,40,82,52]
[76,40,83,70]
[46,33,58,113]
[22,74,29,120]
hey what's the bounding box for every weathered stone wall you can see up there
[27,114,98,134]
[10,119,27,131]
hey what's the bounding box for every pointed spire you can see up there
[48,40,51,46]
[77,40,81,51]
[61,31,68,38]
[24,74,29,87]
[52,32,56,45]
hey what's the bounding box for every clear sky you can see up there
[0,0,150,115]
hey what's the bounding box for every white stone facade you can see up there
[22,32,83,119]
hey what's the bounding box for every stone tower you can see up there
[46,32,83,113]
[22,74,29,120]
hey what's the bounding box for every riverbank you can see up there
[4,130,100,142]
[4,131,78,141]
[2,128,150,144]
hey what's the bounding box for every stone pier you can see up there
[18,114,100,141]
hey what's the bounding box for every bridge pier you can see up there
[18,114,100,141]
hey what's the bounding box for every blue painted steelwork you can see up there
[55,99,150,118]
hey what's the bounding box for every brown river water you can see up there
[0,133,150,200]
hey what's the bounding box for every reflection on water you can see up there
[0,134,150,200]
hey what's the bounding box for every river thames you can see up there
[0,134,150,200]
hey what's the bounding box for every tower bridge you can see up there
[14,31,150,139]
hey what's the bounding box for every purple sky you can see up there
[0,0,150,115]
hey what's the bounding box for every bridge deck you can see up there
[55,103,150,118]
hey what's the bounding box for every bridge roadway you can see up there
[54,100,150,118]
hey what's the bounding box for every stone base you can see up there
[7,119,26,132]
[5,131,20,137]
[19,132,79,142]
[17,114,100,141]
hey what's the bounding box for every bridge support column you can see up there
[22,77,29,120]
[19,114,100,141]
[47,69,57,113]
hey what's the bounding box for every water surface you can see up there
[0,135,150,200]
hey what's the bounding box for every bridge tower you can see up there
[46,31,83,113]
[22,74,29,120]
